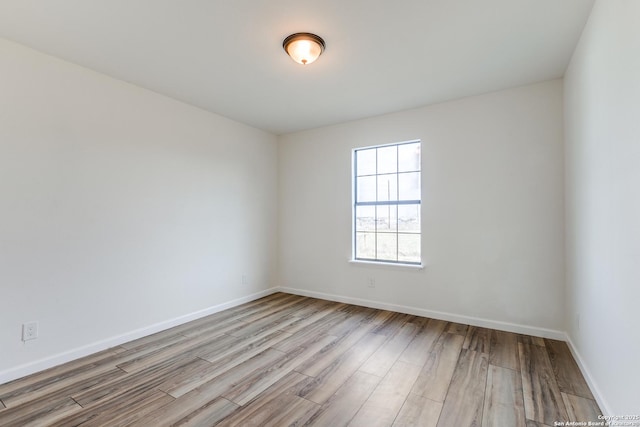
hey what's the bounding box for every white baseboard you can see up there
[0,286,574,388]
[0,288,279,385]
[277,286,566,340]
[564,334,612,416]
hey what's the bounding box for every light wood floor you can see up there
[0,292,602,426]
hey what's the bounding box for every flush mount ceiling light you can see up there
[282,33,325,65]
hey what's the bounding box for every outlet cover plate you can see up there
[22,321,38,341]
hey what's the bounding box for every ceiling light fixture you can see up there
[282,33,325,65]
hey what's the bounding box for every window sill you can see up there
[348,259,425,270]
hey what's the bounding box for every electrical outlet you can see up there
[22,321,38,341]
[242,275,247,285]
[576,313,580,331]
[367,278,376,288]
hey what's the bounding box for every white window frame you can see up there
[352,140,422,266]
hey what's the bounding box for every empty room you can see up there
[0,0,638,425]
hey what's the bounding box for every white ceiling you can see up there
[0,0,595,135]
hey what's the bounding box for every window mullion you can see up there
[374,148,378,260]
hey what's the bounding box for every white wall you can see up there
[278,80,565,335]
[564,0,640,414]
[0,38,278,381]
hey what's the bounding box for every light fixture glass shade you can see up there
[283,33,325,65]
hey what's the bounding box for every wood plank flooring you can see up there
[0,293,602,426]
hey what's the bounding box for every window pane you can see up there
[376,205,397,232]
[377,174,397,201]
[377,146,397,174]
[398,234,421,263]
[356,148,376,176]
[398,143,420,172]
[355,206,375,232]
[398,204,420,232]
[398,172,420,201]
[354,141,421,265]
[356,232,376,259]
[357,176,376,202]
[376,233,397,262]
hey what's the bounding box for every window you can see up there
[353,140,421,265]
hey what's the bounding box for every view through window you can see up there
[353,140,421,264]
